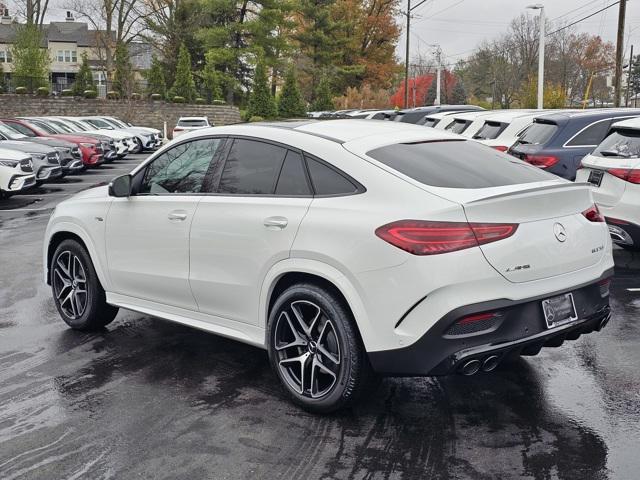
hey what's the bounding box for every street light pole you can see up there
[404,0,410,109]
[527,4,545,109]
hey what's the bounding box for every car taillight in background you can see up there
[173,128,183,132]
[491,145,509,152]
[607,168,640,184]
[375,220,518,255]
[524,154,559,168]
[582,204,605,223]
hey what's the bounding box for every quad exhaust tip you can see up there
[482,355,500,372]
[460,355,501,375]
[460,359,481,376]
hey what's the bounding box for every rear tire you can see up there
[51,239,119,330]
[267,282,374,413]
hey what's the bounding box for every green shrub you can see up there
[150,93,163,101]
[36,87,49,96]
[106,90,120,100]
[83,90,97,99]
[61,89,73,97]
[172,95,185,103]
[195,97,206,104]
[248,115,264,122]
[15,86,27,95]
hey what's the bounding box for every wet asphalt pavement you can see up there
[1,156,640,479]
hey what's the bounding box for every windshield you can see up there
[66,119,88,131]
[593,129,640,158]
[367,139,553,188]
[27,120,57,135]
[0,123,27,140]
[473,121,506,140]
[515,122,558,146]
[177,119,208,127]
[47,120,75,133]
[108,118,127,127]
[104,118,125,128]
[87,118,113,129]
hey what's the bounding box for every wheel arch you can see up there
[260,260,372,350]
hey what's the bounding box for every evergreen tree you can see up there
[424,78,437,106]
[73,53,96,96]
[277,65,306,117]
[311,74,334,111]
[11,25,49,92]
[450,80,467,104]
[201,52,222,102]
[170,43,197,102]
[112,42,134,97]
[145,55,167,97]
[629,54,640,100]
[247,57,277,119]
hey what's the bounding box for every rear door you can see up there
[189,138,313,325]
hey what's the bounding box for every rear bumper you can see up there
[605,218,640,247]
[368,269,613,376]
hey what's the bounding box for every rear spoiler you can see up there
[466,182,591,204]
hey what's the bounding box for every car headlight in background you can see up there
[29,153,46,161]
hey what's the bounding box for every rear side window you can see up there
[218,139,287,194]
[593,129,640,158]
[473,121,506,140]
[517,122,558,145]
[275,151,312,196]
[367,140,553,188]
[305,156,359,195]
[566,120,611,146]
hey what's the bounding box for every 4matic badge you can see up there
[506,264,531,273]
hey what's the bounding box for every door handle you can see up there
[264,216,288,229]
[168,211,188,221]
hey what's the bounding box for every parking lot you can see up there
[0,151,639,479]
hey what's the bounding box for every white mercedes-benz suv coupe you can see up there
[44,120,614,412]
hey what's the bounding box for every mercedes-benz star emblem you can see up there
[553,223,567,243]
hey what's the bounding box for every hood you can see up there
[0,147,32,161]
[69,185,110,201]
[0,140,54,154]
[25,137,75,149]
[82,129,130,140]
[51,134,101,145]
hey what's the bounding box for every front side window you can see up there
[140,138,222,194]
[567,120,611,146]
[367,139,553,188]
[218,139,287,195]
[593,129,640,159]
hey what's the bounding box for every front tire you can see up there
[268,283,373,413]
[51,239,119,330]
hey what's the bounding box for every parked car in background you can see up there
[0,121,84,174]
[392,105,484,125]
[44,119,612,413]
[509,109,640,180]
[173,117,211,138]
[0,138,63,184]
[577,117,640,250]
[444,110,512,137]
[360,109,397,120]
[0,148,36,198]
[423,111,465,129]
[99,116,163,148]
[64,117,137,155]
[81,117,156,153]
[472,110,560,151]
[1,118,105,168]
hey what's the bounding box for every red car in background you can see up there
[1,118,104,168]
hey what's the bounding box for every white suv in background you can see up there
[577,117,640,250]
[0,148,36,198]
[173,117,211,139]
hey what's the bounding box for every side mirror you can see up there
[109,174,131,197]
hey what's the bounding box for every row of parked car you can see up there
[0,116,163,199]
[311,105,640,251]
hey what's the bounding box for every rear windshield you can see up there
[423,118,439,128]
[593,129,640,159]
[516,121,558,146]
[445,120,470,134]
[473,121,506,140]
[178,119,208,127]
[396,112,429,124]
[367,139,553,188]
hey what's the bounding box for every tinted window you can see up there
[218,139,287,194]
[28,120,57,135]
[398,112,429,124]
[140,138,221,194]
[367,140,553,188]
[566,120,611,146]
[516,122,558,145]
[446,120,470,134]
[275,151,312,195]
[593,129,640,158]
[473,121,506,140]
[306,156,358,195]
[423,118,439,128]
[5,122,35,137]
[178,119,208,127]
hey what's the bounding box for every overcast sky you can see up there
[6,0,640,67]
[398,0,640,66]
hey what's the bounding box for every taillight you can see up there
[582,204,604,223]
[173,127,183,132]
[524,154,559,168]
[491,145,508,152]
[375,220,518,255]
[607,168,640,184]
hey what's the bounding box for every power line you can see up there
[550,0,602,22]
[422,0,466,20]
[546,1,621,37]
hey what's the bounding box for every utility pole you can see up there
[614,0,627,107]
[626,45,634,107]
[404,0,410,109]
[526,4,545,109]
[434,46,442,106]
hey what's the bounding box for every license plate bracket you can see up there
[588,169,604,187]
[542,293,578,329]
